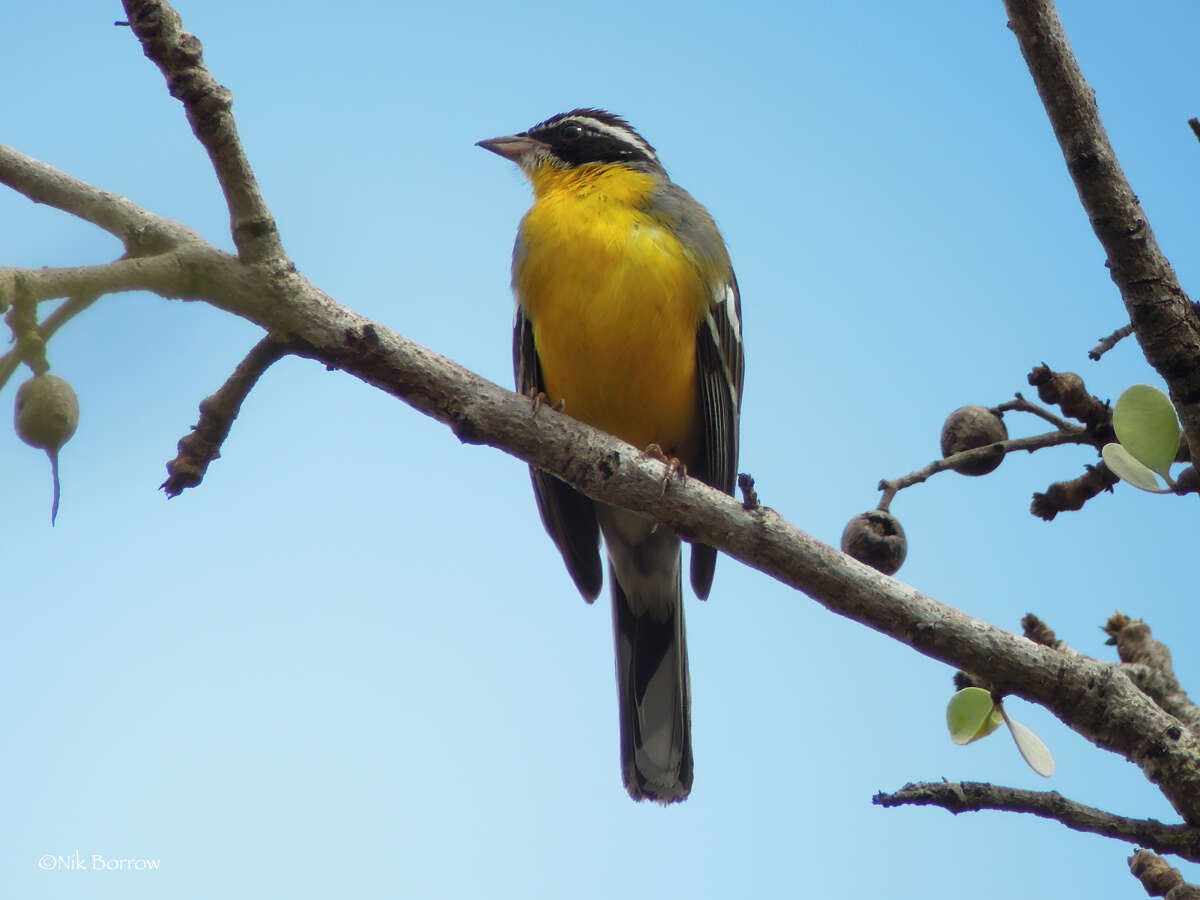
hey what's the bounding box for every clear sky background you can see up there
[3,1,1199,897]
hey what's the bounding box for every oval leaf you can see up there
[1113,385,1180,476]
[947,687,1002,745]
[1000,706,1055,777]
[1102,443,1167,493]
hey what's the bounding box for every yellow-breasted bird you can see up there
[478,109,743,803]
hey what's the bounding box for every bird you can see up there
[478,109,744,803]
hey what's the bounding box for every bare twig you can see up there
[1005,0,1200,463]
[877,428,1089,510]
[992,391,1076,431]
[1089,323,1134,360]
[122,0,283,263]
[874,782,1200,861]
[1189,117,1200,146]
[876,389,1104,513]
[163,336,293,497]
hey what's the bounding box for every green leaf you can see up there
[1000,705,1055,777]
[947,687,1003,745]
[1113,384,1180,477]
[1102,442,1167,493]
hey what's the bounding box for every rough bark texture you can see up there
[1005,0,1200,461]
[875,782,1200,860]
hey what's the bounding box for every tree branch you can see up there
[874,782,1200,861]
[1027,364,1113,434]
[0,294,99,392]
[0,255,208,307]
[1030,460,1119,519]
[121,0,284,263]
[1130,849,1200,898]
[877,427,1089,510]
[1089,323,1134,360]
[992,392,1076,431]
[0,144,196,255]
[1004,0,1200,463]
[1107,616,1200,734]
[162,336,293,497]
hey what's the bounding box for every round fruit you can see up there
[940,405,1008,476]
[14,374,78,452]
[841,510,907,575]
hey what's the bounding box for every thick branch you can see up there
[1005,0,1200,462]
[874,782,1200,861]
[121,0,283,262]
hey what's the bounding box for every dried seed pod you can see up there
[841,510,907,575]
[940,405,1008,476]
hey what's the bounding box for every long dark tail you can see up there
[603,509,692,803]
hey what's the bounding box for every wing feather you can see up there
[689,274,745,598]
[514,305,603,601]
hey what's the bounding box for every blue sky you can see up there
[4,1,1200,897]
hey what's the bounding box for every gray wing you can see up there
[514,305,604,601]
[689,273,745,599]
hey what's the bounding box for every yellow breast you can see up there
[514,165,709,457]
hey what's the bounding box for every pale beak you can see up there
[476,134,544,163]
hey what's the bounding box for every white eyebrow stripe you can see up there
[568,116,656,160]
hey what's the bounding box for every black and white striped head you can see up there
[477,109,663,174]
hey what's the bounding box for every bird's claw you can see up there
[642,443,687,496]
[529,390,565,413]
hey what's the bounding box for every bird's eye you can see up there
[560,123,584,141]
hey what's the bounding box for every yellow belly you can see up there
[515,183,707,457]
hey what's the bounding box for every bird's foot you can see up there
[529,390,566,414]
[642,443,687,496]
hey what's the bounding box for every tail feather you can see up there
[612,572,692,802]
[601,507,692,803]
